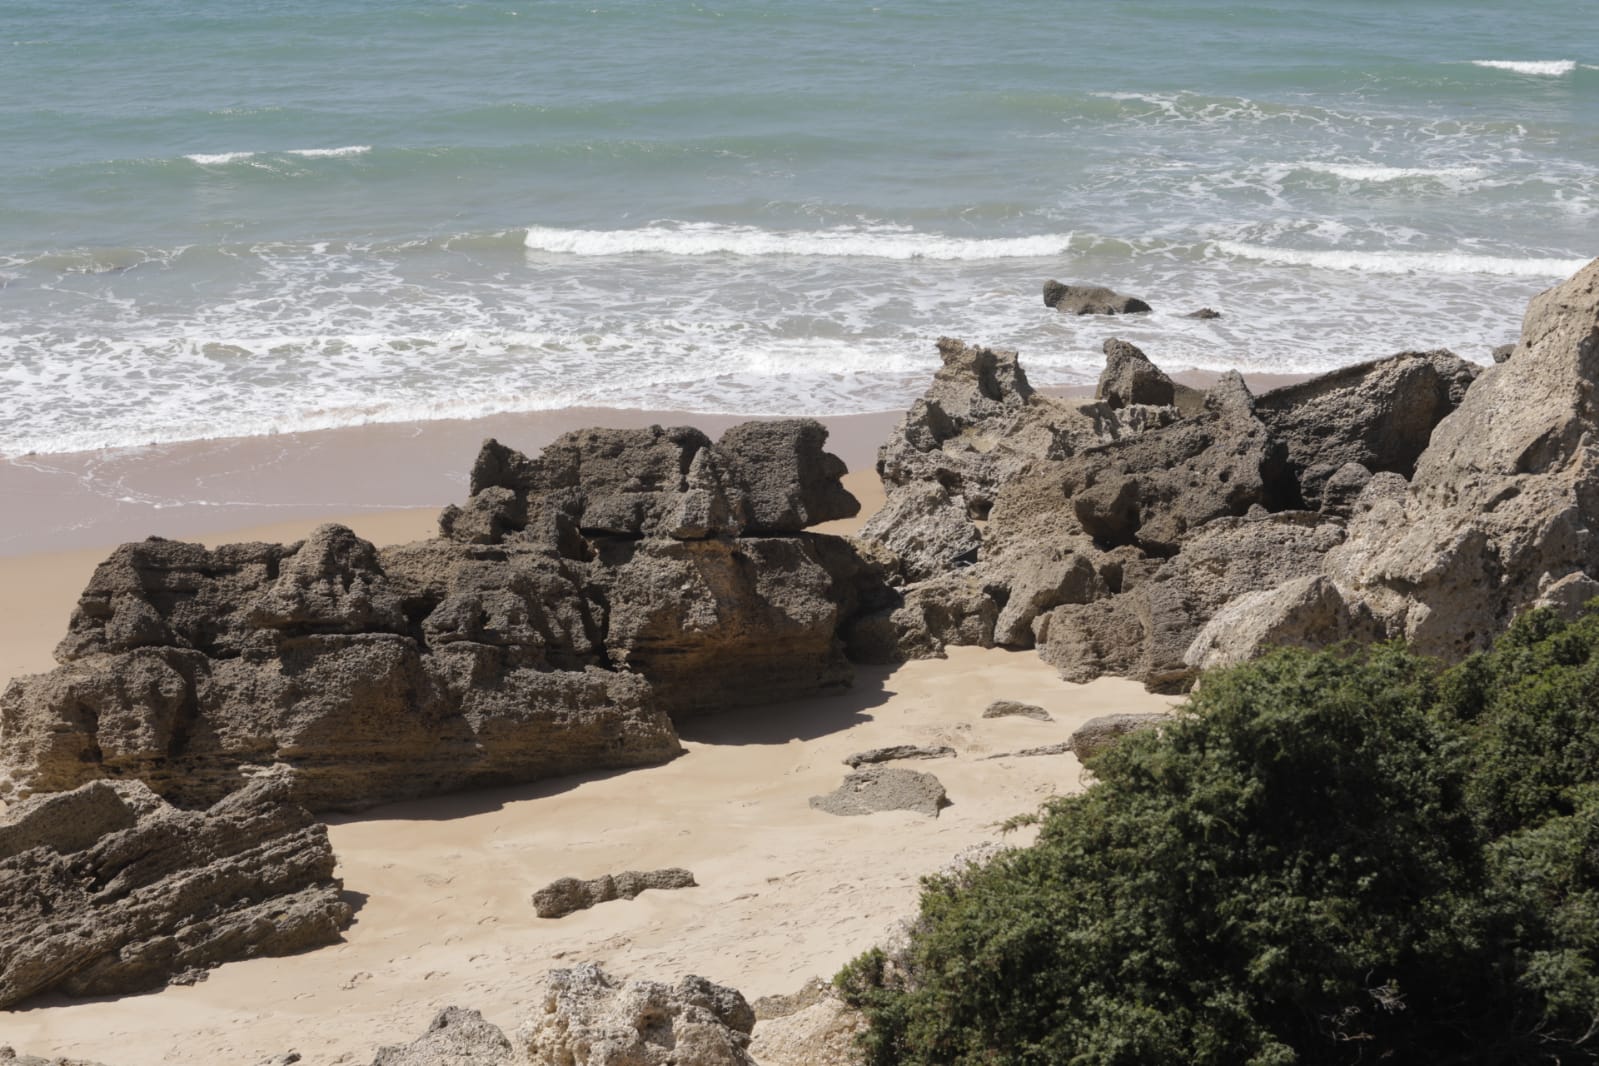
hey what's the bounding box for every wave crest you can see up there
[523,222,1075,261]
[1214,241,1589,278]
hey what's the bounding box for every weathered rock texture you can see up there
[748,981,867,1066]
[849,272,1511,687]
[981,700,1051,722]
[1323,258,1599,658]
[370,1008,514,1066]
[0,420,884,810]
[1071,712,1176,761]
[809,767,948,818]
[518,964,756,1066]
[532,869,696,919]
[1043,280,1151,315]
[842,744,955,768]
[0,778,349,1008]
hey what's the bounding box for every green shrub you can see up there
[839,613,1599,1065]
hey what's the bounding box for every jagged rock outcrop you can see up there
[809,767,948,818]
[1097,338,1175,409]
[1,421,879,809]
[1043,280,1151,315]
[1323,258,1599,658]
[0,778,349,1008]
[1183,575,1381,673]
[858,483,980,584]
[1252,349,1479,508]
[442,420,857,544]
[518,964,756,1066]
[532,868,696,919]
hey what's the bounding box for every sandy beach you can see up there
[0,408,1182,1061]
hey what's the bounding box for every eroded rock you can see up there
[808,767,948,818]
[517,964,756,1066]
[981,700,1051,721]
[1071,712,1175,761]
[842,744,956,768]
[1043,280,1151,315]
[0,778,349,1008]
[532,869,697,919]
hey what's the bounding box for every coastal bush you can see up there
[838,612,1599,1065]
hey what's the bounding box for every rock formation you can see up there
[0,420,884,810]
[1042,280,1151,315]
[1070,712,1176,761]
[842,744,956,767]
[531,868,697,919]
[371,1008,514,1066]
[519,964,756,1066]
[809,767,948,818]
[370,966,758,1066]
[748,979,867,1066]
[981,700,1051,721]
[0,777,349,1008]
[848,265,1529,687]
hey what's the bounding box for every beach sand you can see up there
[0,400,1213,1063]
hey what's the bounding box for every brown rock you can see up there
[1042,280,1152,315]
[1253,349,1479,508]
[370,1008,514,1066]
[532,869,697,919]
[1096,338,1175,409]
[842,744,956,767]
[0,778,349,1008]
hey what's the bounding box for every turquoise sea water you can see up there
[1,0,1595,456]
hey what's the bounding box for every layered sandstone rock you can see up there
[0,778,349,1008]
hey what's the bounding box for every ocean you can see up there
[1,0,1595,458]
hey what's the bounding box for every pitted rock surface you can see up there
[0,778,349,1008]
[808,767,948,818]
[532,869,697,919]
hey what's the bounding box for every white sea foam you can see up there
[285,145,372,158]
[185,146,371,165]
[1470,59,1578,76]
[1295,162,1485,183]
[523,222,1075,260]
[1215,241,1589,278]
[185,151,255,165]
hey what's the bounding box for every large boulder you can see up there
[0,778,349,1007]
[1252,349,1479,507]
[1326,258,1599,658]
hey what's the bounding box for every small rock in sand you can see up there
[809,767,948,818]
[533,869,698,919]
[981,699,1052,722]
[842,744,956,768]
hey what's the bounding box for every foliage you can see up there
[838,611,1599,1065]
